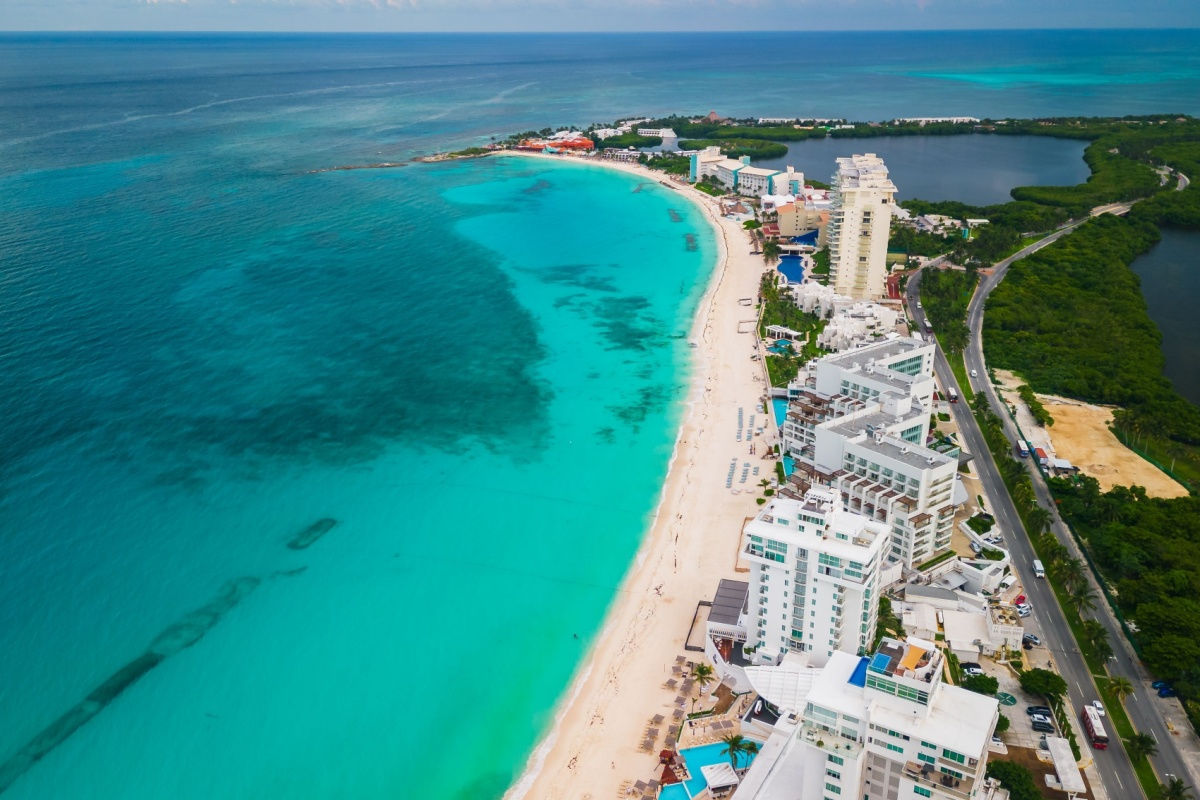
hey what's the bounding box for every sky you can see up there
[1,0,1198,32]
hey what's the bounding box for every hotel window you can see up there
[942,749,967,764]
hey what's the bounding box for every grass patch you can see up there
[915,549,956,571]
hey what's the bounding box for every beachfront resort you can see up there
[494,126,1100,800]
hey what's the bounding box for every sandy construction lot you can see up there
[1040,398,1189,498]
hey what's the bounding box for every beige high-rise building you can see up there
[827,154,897,299]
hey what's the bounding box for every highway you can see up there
[955,203,1197,793]
[906,254,1148,799]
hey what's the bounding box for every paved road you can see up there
[907,250,1148,800]
[956,204,1197,794]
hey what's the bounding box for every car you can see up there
[1039,735,1050,750]
[971,369,978,378]
[1158,685,1178,698]
[1026,706,1052,716]
[961,662,982,671]
[1023,640,1033,650]
[917,301,923,309]
[1030,713,1053,724]
[1023,633,1042,646]
[970,541,983,554]
[1014,595,1027,606]
[1017,605,1032,618]
[963,666,985,677]
[1032,721,1056,733]
[1091,700,1106,716]
[1152,680,1169,690]
[990,736,1003,747]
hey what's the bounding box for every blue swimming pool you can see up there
[674,740,762,797]
[771,398,788,425]
[776,255,804,283]
[660,784,689,800]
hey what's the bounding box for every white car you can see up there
[1091,700,1106,717]
[1017,604,1032,618]
[970,369,979,378]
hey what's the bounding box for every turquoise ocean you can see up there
[1,30,1199,799]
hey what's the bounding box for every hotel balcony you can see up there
[901,762,975,800]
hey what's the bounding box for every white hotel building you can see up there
[828,154,897,299]
[735,637,1001,800]
[743,488,889,667]
[782,338,960,568]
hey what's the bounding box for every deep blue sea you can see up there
[1,30,1198,799]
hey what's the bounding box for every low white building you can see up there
[735,637,1001,800]
[637,127,677,138]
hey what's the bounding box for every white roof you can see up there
[716,158,745,171]
[871,680,997,759]
[701,762,741,789]
[952,476,969,506]
[738,166,781,178]
[942,609,989,652]
[744,658,821,714]
[1046,736,1086,793]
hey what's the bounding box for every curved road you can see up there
[906,181,1196,798]
[959,203,1196,794]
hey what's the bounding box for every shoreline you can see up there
[497,150,769,800]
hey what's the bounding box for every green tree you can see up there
[1054,558,1087,592]
[1069,584,1098,615]
[1108,676,1135,702]
[720,734,760,770]
[994,713,1010,734]
[1125,731,1159,762]
[1159,776,1195,800]
[962,674,1000,696]
[986,760,1042,800]
[691,662,716,691]
[762,239,780,264]
[1019,668,1068,700]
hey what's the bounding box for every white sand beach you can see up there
[498,151,773,800]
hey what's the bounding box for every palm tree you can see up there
[691,662,716,692]
[1069,584,1098,615]
[1055,558,1087,593]
[1159,776,1194,800]
[762,239,780,265]
[720,734,760,770]
[1125,731,1158,762]
[1108,676,1135,703]
[1025,506,1052,536]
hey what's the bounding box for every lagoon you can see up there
[753,135,1090,206]
[1130,229,1200,405]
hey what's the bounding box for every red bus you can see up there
[1081,706,1108,750]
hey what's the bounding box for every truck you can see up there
[1034,447,1049,468]
[1032,559,1046,578]
[1016,440,1030,458]
[947,387,958,403]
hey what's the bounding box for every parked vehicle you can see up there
[1030,713,1053,725]
[1026,705,1052,716]
[1014,595,1027,605]
[1023,640,1033,650]
[1023,634,1042,646]
[1017,606,1032,618]
[1158,685,1178,698]
[1152,680,1169,689]
[1032,721,1056,733]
